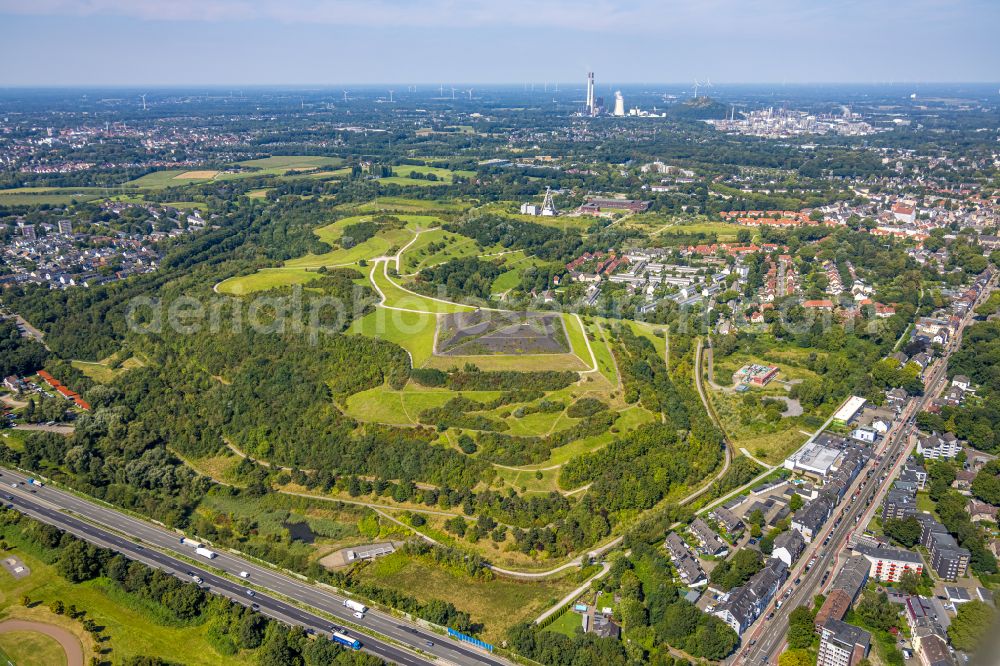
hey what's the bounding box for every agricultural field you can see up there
[173,170,219,179]
[393,165,474,181]
[125,170,209,189]
[235,155,344,171]
[0,187,105,205]
[353,551,576,643]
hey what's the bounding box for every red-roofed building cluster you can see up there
[36,370,90,410]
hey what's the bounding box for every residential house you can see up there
[710,507,745,535]
[855,544,924,583]
[792,496,834,543]
[817,619,871,666]
[713,558,789,634]
[689,518,728,556]
[772,530,806,567]
[915,432,962,460]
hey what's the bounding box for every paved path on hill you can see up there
[0,619,85,666]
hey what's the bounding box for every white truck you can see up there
[179,537,204,549]
[195,547,217,560]
[343,599,367,614]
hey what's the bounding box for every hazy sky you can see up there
[1,0,998,86]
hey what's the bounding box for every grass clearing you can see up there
[348,307,439,365]
[0,540,241,665]
[544,610,583,637]
[356,552,573,643]
[347,197,473,214]
[0,629,68,666]
[215,268,324,295]
[71,356,144,383]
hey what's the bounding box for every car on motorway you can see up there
[794,577,801,584]
[766,612,775,620]
[3,495,11,501]
[192,575,203,584]
[246,589,255,597]
[425,641,434,648]
[239,571,250,578]
[251,602,259,610]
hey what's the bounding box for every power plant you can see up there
[613,90,625,116]
[585,72,595,116]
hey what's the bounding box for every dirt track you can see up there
[0,618,85,666]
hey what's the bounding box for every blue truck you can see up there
[331,631,361,650]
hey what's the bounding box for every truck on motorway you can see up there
[343,599,367,614]
[331,631,361,650]
[179,537,204,548]
[27,478,43,487]
[195,547,217,559]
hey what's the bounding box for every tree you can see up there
[971,461,1000,506]
[779,649,814,666]
[57,540,101,583]
[947,600,995,652]
[896,569,922,596]
[789,493,804,511]
[857,591,899,632]
[787,606,816,649]
[883,516,921,548]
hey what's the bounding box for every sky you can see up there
[0,0,998,86]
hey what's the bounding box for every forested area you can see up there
[417,257,504,300]
[942,320,1000,453]
[560,326,724,511]
[0,318,49,376]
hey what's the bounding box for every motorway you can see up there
[738,278,993,666]
[0,466,512,666]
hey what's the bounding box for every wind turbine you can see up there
[140,94,147,111]
[451,87,457,100]
[388,89,395,103]
[692,80,702,98]
[466,88,473,101]
[343,90,349,102]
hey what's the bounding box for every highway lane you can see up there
[0,467,510,666]
[738,276,993,666]
[1,489,425,666]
